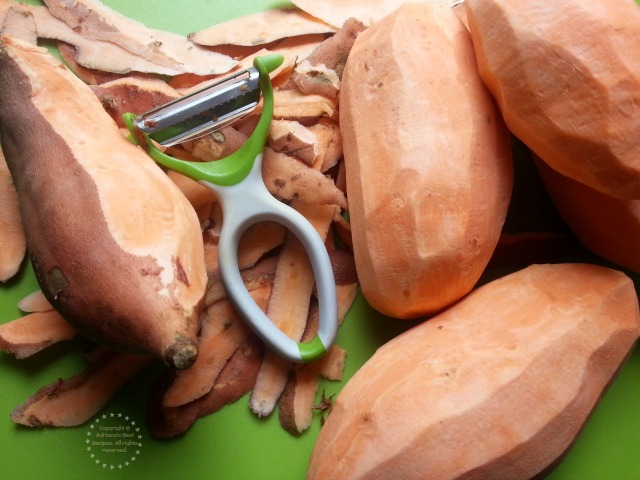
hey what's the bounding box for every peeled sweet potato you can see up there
[0,35,207,369]
[536,156,640,273]
[340,4,512,318]
[0,147,25,282]
[308,263,640,480]
[290,0,459,28]
[465,0,640,199]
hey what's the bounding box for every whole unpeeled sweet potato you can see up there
[465,0,640,200]
[340,4,513,318]
[307,263,640,480]
[0,35,207,369]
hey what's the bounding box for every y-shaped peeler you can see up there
[123,55,338,363]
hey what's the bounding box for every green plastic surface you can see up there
[1,2,640,480]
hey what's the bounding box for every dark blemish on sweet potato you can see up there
[47,267,69,296]
[174,257,190,286]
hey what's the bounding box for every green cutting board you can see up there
[1,1,639,479]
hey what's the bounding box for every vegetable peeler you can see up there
[123,54,338,363]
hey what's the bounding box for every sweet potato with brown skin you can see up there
[308,263,640,480]
[340,4,512,318]
[465,0,640,199]
[0,35,207,369]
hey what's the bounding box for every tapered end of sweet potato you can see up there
[164,336,199,370]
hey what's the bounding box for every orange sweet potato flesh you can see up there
[535,156,640,273]
[340,4,512,318]
[0,310,77,358]
[308,263,640,480]
[18,290,53,313]
[290,0,459,28]
[465,0,640,200]
[0,147,25,282]
[0,36,207,369]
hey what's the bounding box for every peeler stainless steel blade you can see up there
[133,66,261,147]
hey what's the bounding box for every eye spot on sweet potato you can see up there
[46,267,68,296]
[273,178,286,189]
[360,412,372,423]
